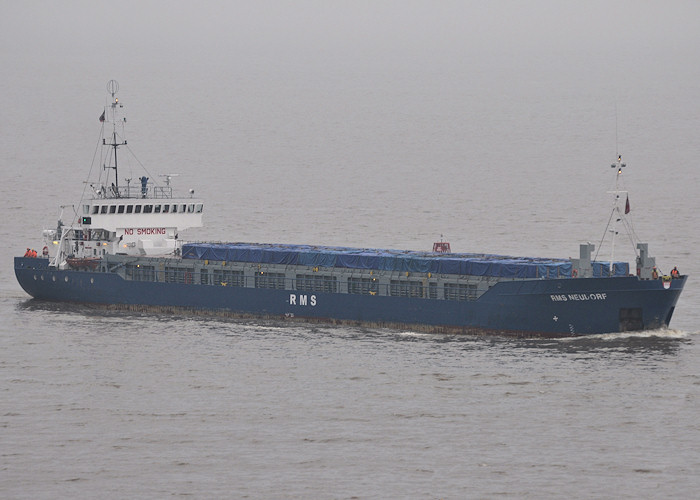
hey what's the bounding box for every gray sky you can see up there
[2,0,698,267]
[3,0,699,67]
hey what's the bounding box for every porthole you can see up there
[64,276,69,282]
[33,275,37,280]
[52,276,56,282]
[90,278,94,284]
[40,275,44,281]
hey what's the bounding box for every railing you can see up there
[122,265,483,301]
[95,185,174,199]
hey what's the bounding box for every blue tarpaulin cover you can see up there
[182,242,630,279]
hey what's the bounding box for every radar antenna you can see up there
[160,173,180,187]
[107,79,119,98]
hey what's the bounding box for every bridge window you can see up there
[117,205,125,214]
[195,204,203,213]
[143,205,153,214]
[134,205,142,214]
[109,205,116,214]
[162,204,170,213]
[126,205,133,214]
[92,206,99,214]
[154,205,161,213]
[100,206,108,214]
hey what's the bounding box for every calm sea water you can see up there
[2,3,700,498]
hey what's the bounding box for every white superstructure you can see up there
[46,80,203,268]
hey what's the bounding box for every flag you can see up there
[625,194,630,214]
[99,111,105,122]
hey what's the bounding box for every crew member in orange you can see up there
[670,266,680,278]
[24,248,31,257]
[651,267,659,279]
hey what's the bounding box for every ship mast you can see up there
[103,80,126,195]
[607,154,627,274]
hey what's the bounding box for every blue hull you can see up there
[14,257,685,337]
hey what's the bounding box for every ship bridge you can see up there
[81,198,203,233]
[45,80,205,262]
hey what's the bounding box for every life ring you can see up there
[42,246,49,257]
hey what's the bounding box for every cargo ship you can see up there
[14,82,686,337]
